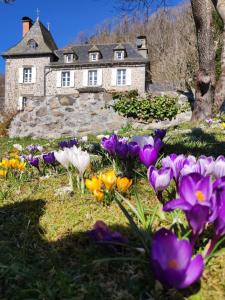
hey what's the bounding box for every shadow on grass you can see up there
[0,199,204,300]
[0,199,153,300]
[165,128,225,157]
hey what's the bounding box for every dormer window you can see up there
[28,39,38,49]
[115,51,124,60]
[64,54,74,63]
[90,52,98,62]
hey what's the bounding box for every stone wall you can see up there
[9,92,127,138]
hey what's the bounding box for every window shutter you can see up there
[126,68,131,85]
[18,68,23,83]
[31,67,36,83]
[17,96,23,111]
[70,71,75,87]
[97,69,102,86]
[111,68,117,86]
[83,70,88,87]
[56,71,62,87]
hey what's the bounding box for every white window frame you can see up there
[64,54,74,63]
[88,70,98,86]
[23,67,32,83]
[17,96,27,111]
[90,53,98,62]
[61,71,71,87]
[116,69,127,86]
[115,51,124,60]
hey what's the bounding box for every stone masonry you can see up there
[9,92,127,138]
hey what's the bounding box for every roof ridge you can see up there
[62,42,133,49]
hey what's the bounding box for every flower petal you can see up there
[179,254,204,288]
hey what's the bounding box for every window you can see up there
[88,70,98,86]
[61,71,71,87]
[28,39,38,49]
[116,69,126,86]
[90,53,98,61]
[17,96,27,111]
[23,68,32,83]
[115,51,124,60]
[64,54,74,63]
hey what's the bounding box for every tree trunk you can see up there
[212,0,225,111]
[191,0,215,121]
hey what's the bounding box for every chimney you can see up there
[136,35,148,58]
[22,17,33,37]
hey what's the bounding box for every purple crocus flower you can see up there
[59,139,78,149]
[162,154,189,181]
[153,137,164,152]
[164,173,215,239]
[213,156,225,178]
[154,129,166,140]
[27,144,43,153]
[139,145,158,168]
[206,177,225,255]
[43,152,56,165]
[28,157,40,169]
[115,141,129,159]
[181,156,215,177]
[101,134,118,156]
[89,221,127,246]
[127,141,140,158]
[151,228,204,289]
[147,166,173,193]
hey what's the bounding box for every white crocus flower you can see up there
[69,148,90,176]
[37,145,43,152]
[81,136,88,142]
[131,135,154,148]
[54,149,71,169]
[13,144,23,151]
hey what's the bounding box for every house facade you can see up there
[2,17,150,112]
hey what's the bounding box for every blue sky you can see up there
[0,0,183,73]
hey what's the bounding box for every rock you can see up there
[65,108,74,112]
[49,98,60,109]
[52,110,64,117]
[73,90,80,98]
[36,106,47,117]
[59,96,75,106]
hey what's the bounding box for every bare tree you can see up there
[190,0,215,120]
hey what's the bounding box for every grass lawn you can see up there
[0,123,225,300]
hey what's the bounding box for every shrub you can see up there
[113,94,179,121]
[112,89,139,100]
[0,111,17,136]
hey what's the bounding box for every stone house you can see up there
[2,17,150,112]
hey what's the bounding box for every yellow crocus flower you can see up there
[222,123,225,130]
[0,169,7,177]
[116,177,133,193]
[9,159,20,169]
[17,162,26,171]
[9,152,19,159]
[100,170,117,191]
[93,190,104,202]
[0,159,11,169]
[85,176,102,192]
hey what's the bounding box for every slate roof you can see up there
[52,43,148,67]
[2,19,57,56]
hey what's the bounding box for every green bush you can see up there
[112,89,139,100]
[113,95,179,121]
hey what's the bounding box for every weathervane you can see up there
[36,8,40,20]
